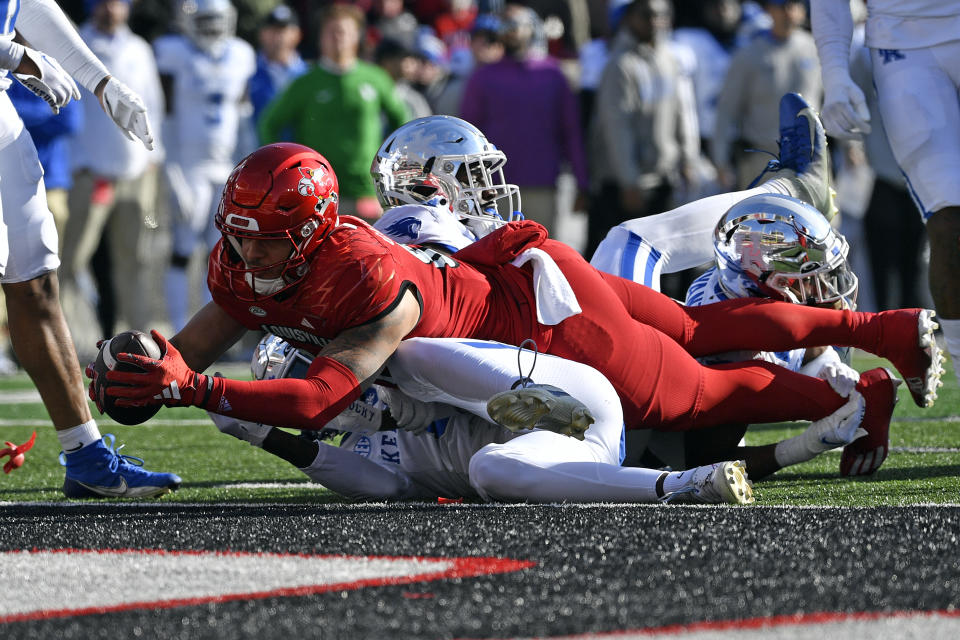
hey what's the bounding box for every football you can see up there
[91,330,163,426]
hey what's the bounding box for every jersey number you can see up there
[400,244,458,269]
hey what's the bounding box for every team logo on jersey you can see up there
[359,83,377,102]
[249,306,267,317]
[878,49,905,64]
[383,216,422,242]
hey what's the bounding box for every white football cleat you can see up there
[661,460,755,505]
[486,383,595,440]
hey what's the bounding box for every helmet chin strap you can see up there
[245,272,287,296]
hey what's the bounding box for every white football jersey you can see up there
[374,203,478,251]
[153,34,255,168]
[865,0,960,49]
[338,407,518,500]
[685,267,806,371]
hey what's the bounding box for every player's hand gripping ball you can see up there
[88,330,163,425]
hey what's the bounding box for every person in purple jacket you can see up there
[459,3,588,237]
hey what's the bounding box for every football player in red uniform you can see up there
[99,143,941,439]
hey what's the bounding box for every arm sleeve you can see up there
[302,442,432,500]
[0,38,24,70]
[205,356,362,429]
[810,0,855,80]
[17,0,109,92]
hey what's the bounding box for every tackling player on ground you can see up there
[209,333,758,505]
[93,138,940,457]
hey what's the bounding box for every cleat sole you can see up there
[487,387,595,440]
[906,310,945,408]
[721,461,755,505]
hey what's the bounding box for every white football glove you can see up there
[327,398,384,434]
[807,392,867,452]
[816,361,861,398]
[821,71,872,139]
[100,76,155,150]
[13,47,80,114]
[207,410,272,447]
[380,388,449,436]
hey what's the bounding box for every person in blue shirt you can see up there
[249,4,307,124]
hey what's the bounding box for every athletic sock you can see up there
[57,420,102,453]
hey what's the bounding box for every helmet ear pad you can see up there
[215,143,340,300]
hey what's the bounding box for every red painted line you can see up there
[498,608,960,639]
[0,549,535,624]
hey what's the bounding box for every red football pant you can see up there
[539,240,887,431]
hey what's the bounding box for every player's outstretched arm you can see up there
[810,0,871,138]
[17,0,154,148]
[106,290,423,430]
[3,39,80,113]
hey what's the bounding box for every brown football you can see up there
[92,330,163,426]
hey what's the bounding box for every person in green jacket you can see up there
[258,3,410,221]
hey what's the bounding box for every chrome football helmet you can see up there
[714,193,858,308]
[179,0,236,55]
[252,334,315,381]
[252,334,344,441]
[371,116,521,227]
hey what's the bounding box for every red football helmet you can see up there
[215,143,339,300]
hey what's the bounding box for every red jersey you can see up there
[208,216,547,354]
[205,215,851,434]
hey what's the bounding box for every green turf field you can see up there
[0,354,957,506]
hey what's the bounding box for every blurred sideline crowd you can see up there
[1,0,932,372]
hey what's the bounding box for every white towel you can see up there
[511,248,582,325]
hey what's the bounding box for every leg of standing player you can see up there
[868,42,960,384]
[0,107,179,498]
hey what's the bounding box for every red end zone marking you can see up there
[0,548,534,624]
[519,609,960,639]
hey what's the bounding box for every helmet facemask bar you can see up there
[449,151,522,223]
[762,235,859,308]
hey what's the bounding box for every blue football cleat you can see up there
[60,434,182,498]
[750,93,837,220]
